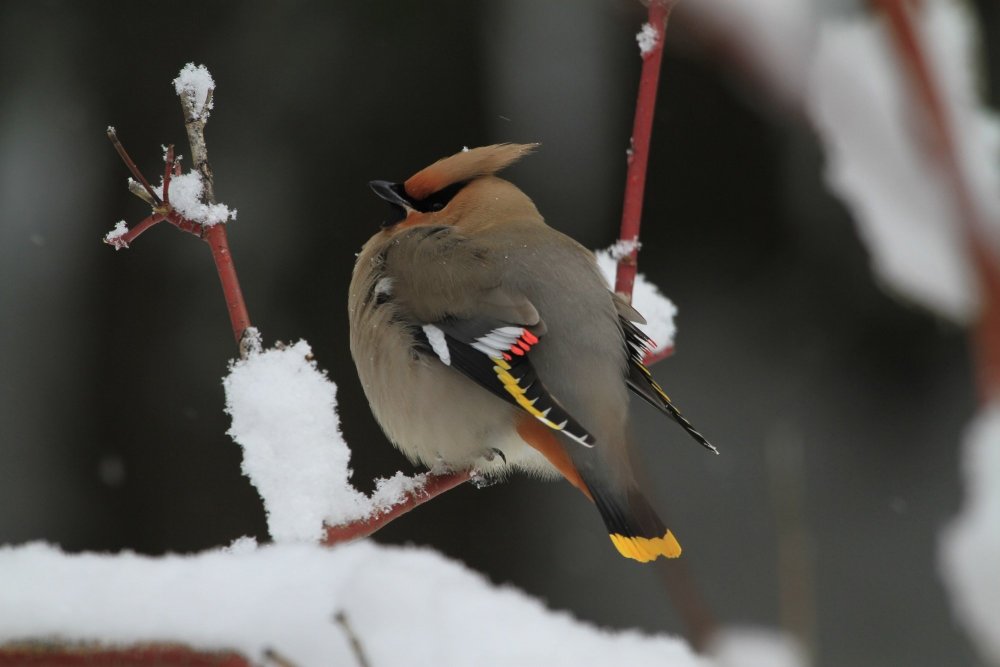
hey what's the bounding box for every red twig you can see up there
[0,644,250,666]
[162,145,175,207]
[322,470,473,545]
[204,223,252,348]
[643,345,675,366]
[871,0,1000,400]
[107,127,161,206]
[106,131,251,348]
[612,3,718,649]
[118,213,166,246]
[175,83,251,349]
[615,0,674,304]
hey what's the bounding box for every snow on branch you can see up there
[808,1,1000,324]
[105,64,247,348]
[224,341,367,541]
[940,403,1000,665]
[636,22,660,57]
[0,540,707,667]
[222,340,476,546]
[174,63,215,120]
[153,170,234,227]
[597,246,677,360]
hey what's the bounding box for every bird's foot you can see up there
[485,447,507,464]
[469,470,500,489]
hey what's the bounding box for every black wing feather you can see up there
[620,317,718,454]
[415,318,595,447]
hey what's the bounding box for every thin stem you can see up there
[173,83,251,349]
[106,127,161,206]
[614,0,674,303]
[262,648,298,667]
[322,470,473,545]
[655,558,717,651]
[162,144,175,207]
[179,87,216,205]
[165,211,209,237]
[334,612,371,667]
[0,644,250,667]
[203,223,252,348]
[113,213,166,247]
[872,0,1000,399]
[614,3,721,650]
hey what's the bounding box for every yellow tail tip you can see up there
[609,531,682,562]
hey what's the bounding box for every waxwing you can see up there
[348,144,715,562]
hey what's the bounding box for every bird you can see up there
[348,143,716,562]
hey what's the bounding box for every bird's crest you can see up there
[404,143,538,200]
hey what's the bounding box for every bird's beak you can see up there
[368,180,412,209]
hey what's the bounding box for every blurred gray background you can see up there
[1,1,996,665]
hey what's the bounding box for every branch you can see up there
[0,643,252,666]
[609,1,720,649]
[107,67,466,554]
[333,612,372,667]
[615,0,675,305]
[105,66,252,353]
[321,470,473,545]
[871,0,1000,400]
[174,72,252,350]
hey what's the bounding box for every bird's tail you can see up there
[587,480,681,562]
[515,417,680,562]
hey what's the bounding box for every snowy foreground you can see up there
[0,540,704,666]
[0,539,807,667]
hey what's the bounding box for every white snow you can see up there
[636,22,659,56]
[608,237,642,261]
[368,471,431,516]
[596,247,678,354]
[223,340,431,540]
[708,627,807,667]
[153,170,234,226]
[173,63,215,119]
[940,403,1000,665]
[679,0,816,105]
[919,2,1000,257]
[240,325,263,356]
[809,1,1000,323]
[103,220,128,250]
[0,540,706,667]
[223,341,367,540]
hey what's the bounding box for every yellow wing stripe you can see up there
[610,531,682,562]
[493,363,562,430]
[636,362,674,402]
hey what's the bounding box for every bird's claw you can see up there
[469,470,499,489]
